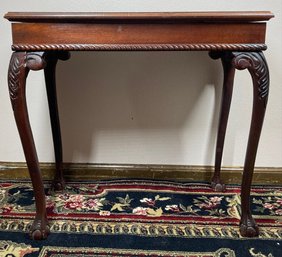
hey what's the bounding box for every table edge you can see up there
[4,11,274,23]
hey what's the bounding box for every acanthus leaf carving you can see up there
[8,52,25,102]
[8,52,49,108]
[232,52,269,104]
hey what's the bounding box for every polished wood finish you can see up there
[5,12,273,240]
[11,23,267,46]
[44,51,70,191]
[209,52,235,192]
[6,11,273,52]
[232,52,269,237]
[8,52,49,240]
[4,11,274,22]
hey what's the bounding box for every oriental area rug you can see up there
[0,179,281,257]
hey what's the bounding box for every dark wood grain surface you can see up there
[6,11,273,51]
[11,23,267,45]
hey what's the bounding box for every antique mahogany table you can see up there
[5,11,274,240]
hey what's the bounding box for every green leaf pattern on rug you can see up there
[253,196,282,216]
[1,183,282,222]
[193,196,226,217]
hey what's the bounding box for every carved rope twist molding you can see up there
[8,53,22,101]
[12,43,267,51]
[233,52,269,100]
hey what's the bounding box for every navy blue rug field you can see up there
[0,179,281,256]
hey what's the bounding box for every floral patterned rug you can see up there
[0,179,281,256]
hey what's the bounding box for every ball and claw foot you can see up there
[29,218,50,240]
[211,177,226,192]
[52,178,65,191]
[239,217,259,237]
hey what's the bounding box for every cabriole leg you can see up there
[8,51,49,240]
[209,51,235,192]
[44,51,70,191]
[233,51,269,237]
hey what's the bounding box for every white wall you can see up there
[0,1,281,167]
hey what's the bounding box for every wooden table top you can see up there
[5,11,274,52]
[5,11,274,23]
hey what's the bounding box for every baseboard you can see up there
[0,162,281,184]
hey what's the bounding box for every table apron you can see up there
[11,22,267,45]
